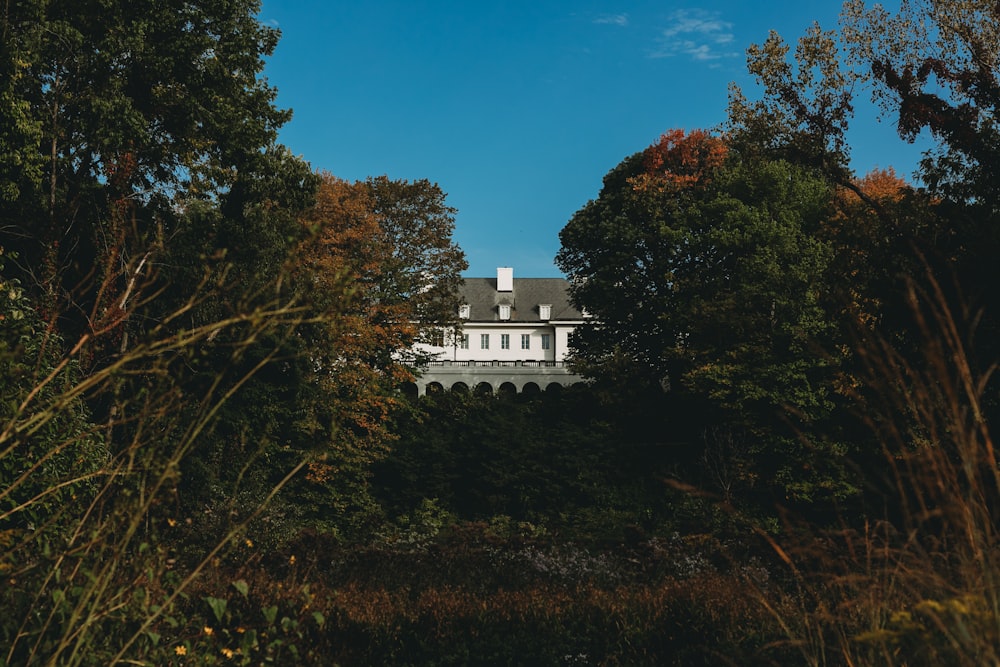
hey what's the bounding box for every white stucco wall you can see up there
[552,323,578,363]
[414,321,582,363]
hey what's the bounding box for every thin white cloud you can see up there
[593,13,629,27]
[649,9,739,62]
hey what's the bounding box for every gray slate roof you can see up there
[458,277,582,322]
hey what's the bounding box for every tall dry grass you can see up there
[754,268,1000,666]
[0,248,323,665]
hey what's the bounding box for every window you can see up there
[459,304,470,319]
[521,334,530,350]
[541,334,551,350]
[459,334,469,349]
[498,304,511,320]
[500,334,510,349]
[430,329,444,347]
[480,334,490,349]
[539,304,552,320]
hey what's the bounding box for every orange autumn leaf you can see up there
[630,129,728,193]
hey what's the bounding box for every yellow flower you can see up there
[167,518,177,527]
[203,626,213,636]
[244,538,253,548]
[236,626,245,634]
[221,648,234,659]
[174,645,187,656]
[289,555,296,564]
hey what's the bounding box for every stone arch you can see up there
[474,382,494,396]
[426,381,444,394]
[451,381,470,394]
[498,382,517,398]
[545,382,563,393]
[521,382,541,396]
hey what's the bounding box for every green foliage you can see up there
[376,387,711,540]
[0,0,300,342]
[0,3,335,652]
[362,175,468,340]
[557,136,860,504]
[0,249,106,543]
[1,0,288,199]
[0,274,325,664]
[716,5,1000,664]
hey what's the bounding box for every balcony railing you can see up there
[421,360,569,369]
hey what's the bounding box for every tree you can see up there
[295,172,466,392]
[365,175,468,345]
[729,1,999,294]
[227,173,466,536]
[730,0,1000,418]
[0,0,295,342]
[558,131,834,396]
[822,168,934,332]
[557,130,859,503]
[841,0,1000,202]
[0,0,326,547]
[843,0,1000,362]
[726,24,855,188]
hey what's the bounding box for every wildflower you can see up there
[221,648,234,659]
[203,626,213,636]
[167,518,177,527]
[236,626,246,634]
[289,555,296,565]
[245,538,253,548]
[174,645,187,656]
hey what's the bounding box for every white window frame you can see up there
[539,304,552,320]
[498,304,511,320]
[500,333,510,349]
[459,304,470,319]
[541,334,551,350]
[480,334,490,349]
[460,334,469,349]
[520,334,530,350]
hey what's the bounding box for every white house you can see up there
[410,267,589,395]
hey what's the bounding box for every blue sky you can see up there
[258,1,926,278]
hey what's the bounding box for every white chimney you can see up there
[497,267,513,292]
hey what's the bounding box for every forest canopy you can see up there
[3,0,1000,664]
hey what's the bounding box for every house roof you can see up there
[458,277,583,322]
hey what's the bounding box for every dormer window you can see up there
[539,304,552,320]
[498,304,511,321]
[459,304,470,319]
